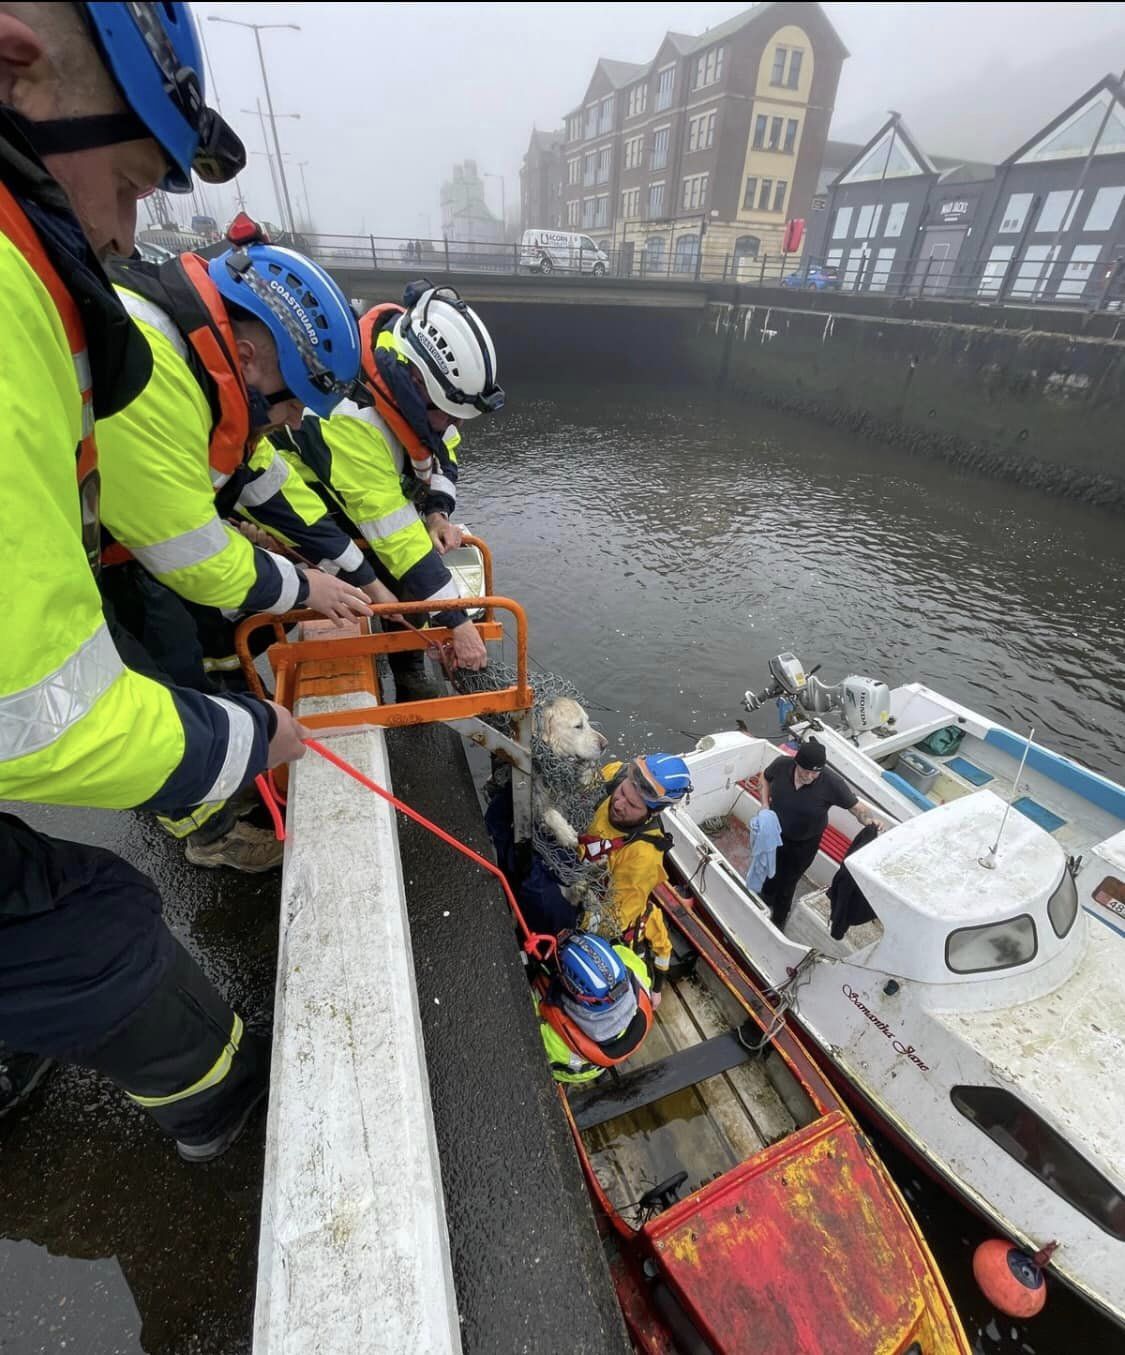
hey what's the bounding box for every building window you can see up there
[596,146,611,184]
[581,198,594,229]
[584,104,598,140]
[856,203,883,238]
[768,116,783,151]
[567,157,580,186]
[1084,185,1125,232]
[673,233,700,273]
[627,82,647,119]
[1009,245,1058,298]
[753,114,768,150]
[693,45,724,90]
[1056,243,1101,297]
[734,234,761,261]
[594,194,608,229]
[885,201,908,237]
[648,181,665,219]
[682,173,709,210]
[832,205,853,238]
[567,114,582,143]
[783,118,799,153]
[643,235,666,273]
[978,244,1015,295]
[998,192,1033,233]
[656,64,675,112]
[770,46,786,84]
[621,187,640,219]
[651,126,670,171]
[624,136,644,170]
[598,95,614,136]
[758,177,773,211]
[787,49,803,88]
[567,199,579,227]
[687,109,717,153]
[583,152,596,187]
[1036,189,1082,233]
[773,179,787,213]
[869,248,896,291]
[951,1084,1125,1240]
[743,176,758,209]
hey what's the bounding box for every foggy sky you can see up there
[187,2,1125,239]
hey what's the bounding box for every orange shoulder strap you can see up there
[176,252,250,480]
[358,303,435,476]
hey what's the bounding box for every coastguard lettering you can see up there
[267,278,320,346]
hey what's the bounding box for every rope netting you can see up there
[452,661,615,924]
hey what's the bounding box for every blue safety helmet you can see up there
[557,934,630,1008]
[81,3,244,191]
[209,241,362,417]
[630,753,693,810]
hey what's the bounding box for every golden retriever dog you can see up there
[534,696,607,851]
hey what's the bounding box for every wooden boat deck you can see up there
[580,966,802,1223]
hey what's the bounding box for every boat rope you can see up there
[255,742,559,964]
[739,949,819,1052]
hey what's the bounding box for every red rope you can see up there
[255,741,556,963]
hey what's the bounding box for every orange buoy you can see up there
[972,1239,1050,1319]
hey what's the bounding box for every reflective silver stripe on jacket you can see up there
[0,625,123,762]
[318,541,364,576]
[269,555,302,613]
[73,348,92,390]
[201,696,256,802]
[358,504,419,541]
[116,288,190,361]
[130,517,231,576]
[236,454,289,508]
[428,472,457,505]
[423,577,460,604]
[352,403,408,475]
[211,466,232,489]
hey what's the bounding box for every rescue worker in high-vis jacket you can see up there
[578,754,695,1005]
[271,280,505,700]
[534,932,653,1084]
[94,227,394,867]
[0,1,301,1158]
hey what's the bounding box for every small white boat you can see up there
[660,664,1125,1326]
[739,653,1125,939]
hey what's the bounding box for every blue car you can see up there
[782,264,840,290]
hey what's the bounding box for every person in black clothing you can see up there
[760,740,882,931]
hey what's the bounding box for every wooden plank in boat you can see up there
[569,1030,752,1130]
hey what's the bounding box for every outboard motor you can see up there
[745,653,891,735]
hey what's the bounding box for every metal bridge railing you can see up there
[290,229,1125,313]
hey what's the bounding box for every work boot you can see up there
[176,1082,269,1163]
[389,650,441,703]
[0,1050,54,1118]
[184,821,284,873]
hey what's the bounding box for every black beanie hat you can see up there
[795,740,827,770]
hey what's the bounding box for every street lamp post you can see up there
[241,103,300,230]
[209,16,300,236]
[296,162,313,230]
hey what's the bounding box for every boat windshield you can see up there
[945,915,1037,974]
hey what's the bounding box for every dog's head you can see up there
[536,696,608,762]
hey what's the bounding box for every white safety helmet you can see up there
[393,285,505,420]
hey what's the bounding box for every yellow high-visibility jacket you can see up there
[0,196,269,812]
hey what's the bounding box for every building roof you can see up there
[1003,72,1125,167]
[569,3,847,111]
[597,58,648,90]
[527,127,564,155]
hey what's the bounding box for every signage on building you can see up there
[938,198,971,224]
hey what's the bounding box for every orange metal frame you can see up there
[234,591,532,733]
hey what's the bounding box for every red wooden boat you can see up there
[559,884,970,1354]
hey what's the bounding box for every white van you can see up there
[520,229,609,277]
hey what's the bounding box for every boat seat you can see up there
[568,1029,753,1132]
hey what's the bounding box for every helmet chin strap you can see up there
[13,109,155,157]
